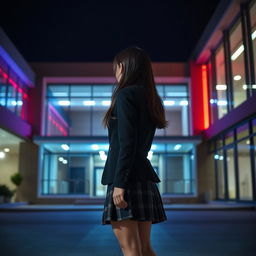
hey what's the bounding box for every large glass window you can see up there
[236,122,253,200]
[215,150,225,199]
[215,43,228,119]
[165,154,194,194]
[237,139,253,200]
[45,84,191,136]
[226,147,236,199]
[0,56,29,120]
[156,85,190,136]
[250,0,256,91]
[208,60,218,124]
[40,142,196,196]
[211,116,256,202]
[230,19,247,108]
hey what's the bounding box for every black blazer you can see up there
[101,84,161,189]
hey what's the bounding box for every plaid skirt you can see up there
[101,180,167,225]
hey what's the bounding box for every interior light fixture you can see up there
[91,144,99,150]
[0,151,6,158]
[233,75,241,81]
[230,29,255,61]
[61,144,70,151]
[102,100,111,106]
[216,84,227,91]
[217,100,227,106]
[58,100,70,106]
[174,144,181,150]
[83,100,95,106]
[231,45,244,61]
[163,100,175,106]
[180,100,188,106]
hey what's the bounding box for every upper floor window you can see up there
[250,0,256,91]
[230,18,247,108]
[0,56,28,120]
[45,84,191,137]
[215,43,228,119]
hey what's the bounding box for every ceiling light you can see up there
[91,144,99,150]
[0,151,6,158]
[61,144,69,150]
[180,100,188,106]
[217,100,227,106]
[243,84,248,90]
[58,157,64,162]
[163,100,175,106]
[233,75,241,81]
[83,100,95,106]
[102,100,111,106]
[231,45,244,61]
[216,84,227,90]
[174,144,181,150]
[58,100,70,106]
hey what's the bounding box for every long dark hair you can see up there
[102,46,168,129]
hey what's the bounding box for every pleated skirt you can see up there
[101,180,167,225]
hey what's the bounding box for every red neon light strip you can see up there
[48,115,68,136]
[201,65,210,129]
[0,68,28,99]
[48,103,69,128]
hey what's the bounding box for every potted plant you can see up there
[10,173,23,202]
[0,184,14,203]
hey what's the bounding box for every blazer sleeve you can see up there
[112,88,138,189]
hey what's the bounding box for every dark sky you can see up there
[0,0,221,62]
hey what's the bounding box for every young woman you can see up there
[101,46,168,256]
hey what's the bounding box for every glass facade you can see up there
[45,84,190,136]
[226,147,236,199]
[201,0,256,202]
[230,19,247,108]
[215,149,225,199]
[211,116,256,201]
[39,83,195,197]
[250,0,256,86]
[237,139,253,200]
[40,142,196,196]
[0,56,29,120]
[215,43,228,119]
[210,0,256,122]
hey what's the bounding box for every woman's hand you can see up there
[112,187,128,209]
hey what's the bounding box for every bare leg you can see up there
[137,221,157,256]
[110,219,142,256]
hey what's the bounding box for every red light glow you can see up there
[201,65,210,129]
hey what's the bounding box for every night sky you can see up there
[0,0,221,62]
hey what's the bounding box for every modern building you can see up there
[0,0,255,205]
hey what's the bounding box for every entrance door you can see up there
[69,167,85,194]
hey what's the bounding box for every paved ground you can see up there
[0,209,256,256]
